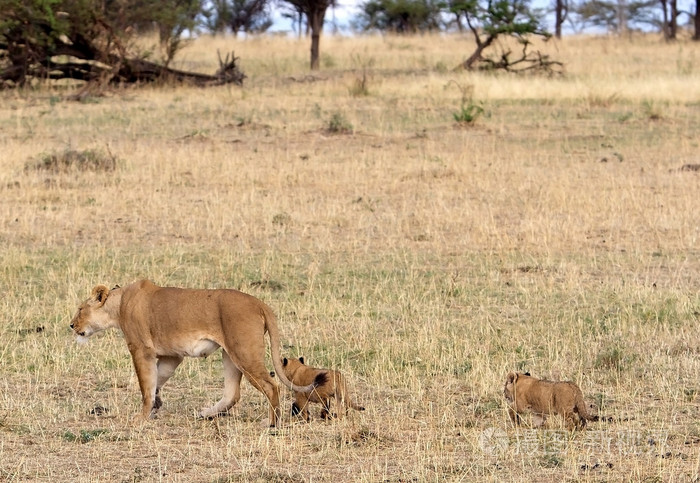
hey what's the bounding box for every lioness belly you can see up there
[178,338,220,358]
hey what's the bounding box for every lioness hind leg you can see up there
[200,351,242,419]
[238,363,281,427]
[252,375,281,427]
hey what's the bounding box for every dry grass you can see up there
[1,32,699,482]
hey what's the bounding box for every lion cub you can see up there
[504,372,597,429]
[282,357,365,421]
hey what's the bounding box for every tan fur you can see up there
[503,372,597,429]
[70,280,324,425]
[281,357,364,421]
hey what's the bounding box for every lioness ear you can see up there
[298,357,305,365]
[506,372,517,384]
[91,285,110,305]
[283,358,288,367]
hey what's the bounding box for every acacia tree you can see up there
[203,0,273,36]
[451,0,561,73]
[572,0,621,30]
[280,0,334,69]
[356,0,444,33]
[571,0,668,34]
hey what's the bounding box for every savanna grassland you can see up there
[1,32,699,482]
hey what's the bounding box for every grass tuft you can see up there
[26,147,118,173]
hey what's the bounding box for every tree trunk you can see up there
[310,30,320,70]
[660,0,670,39]
[455,13,464,32]
[669,0,678,39]
[555,0,565,38]
[308,6,327,70]
[660,0,678,39]
[458,34,496,70]
[618,0,627,34]
[298,10,304,39]
[695,0,700,40]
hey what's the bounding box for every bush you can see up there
[326,112,353,134]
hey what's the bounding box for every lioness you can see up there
[503,372,597,429]
[70,280,325,425]
[281,357,364,421]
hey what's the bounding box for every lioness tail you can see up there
[263,306,325,394]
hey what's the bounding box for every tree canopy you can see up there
[202,0,273,36]
[354,0,444,33]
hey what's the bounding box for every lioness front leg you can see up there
[130,349,159,419]
[155,356,183,410]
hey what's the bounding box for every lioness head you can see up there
[70,285,120,342]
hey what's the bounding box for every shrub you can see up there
[26,148,118,173]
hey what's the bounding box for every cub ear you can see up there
[506,372,518,384]
[283,358,288,367]
[298,357,305,365]
[91,285,110,305]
